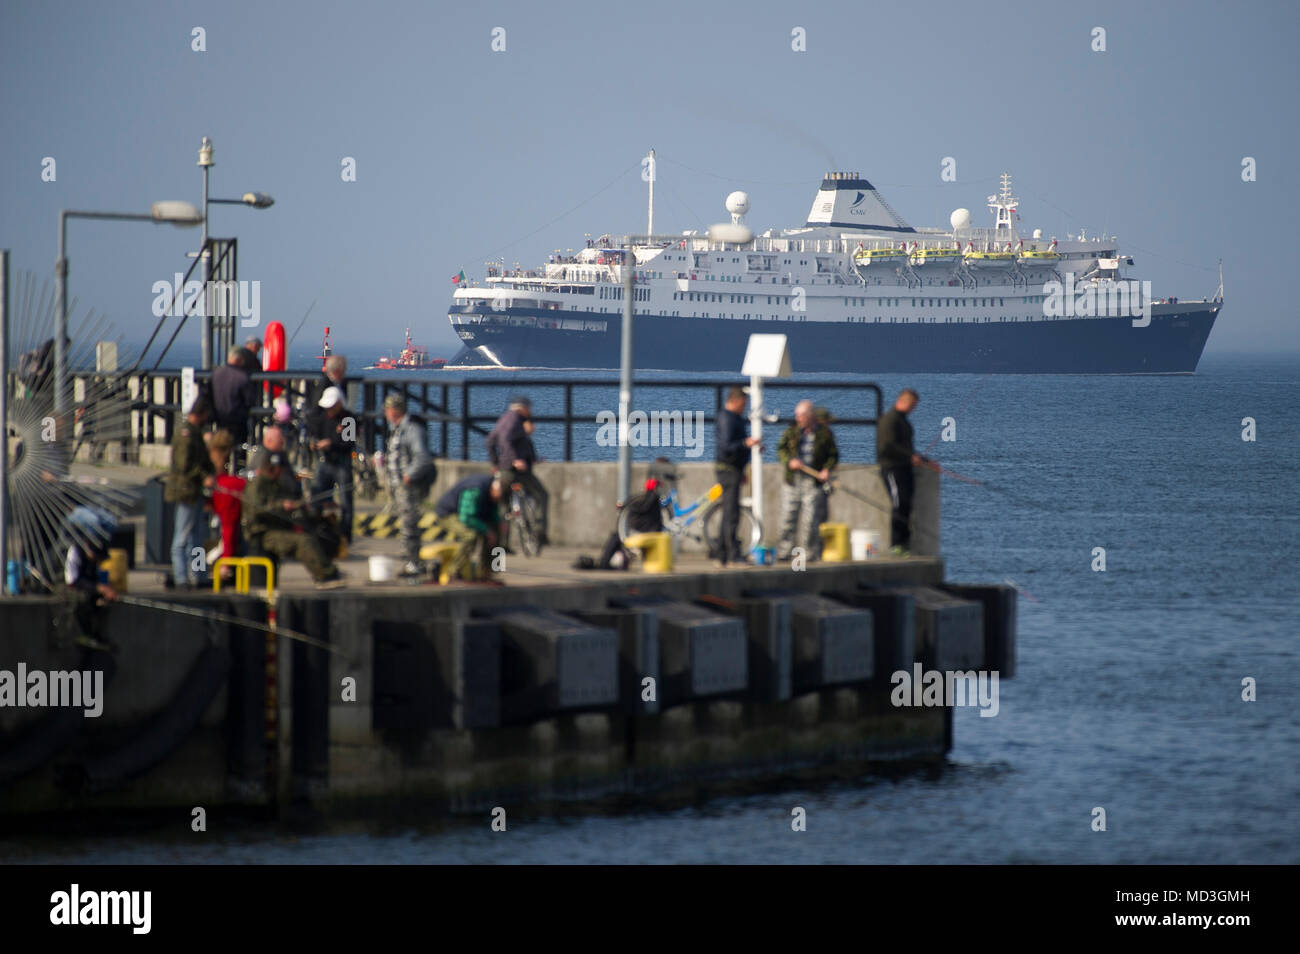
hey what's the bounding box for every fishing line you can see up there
[115,595,349,659]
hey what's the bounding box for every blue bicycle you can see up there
[617,480,762,557]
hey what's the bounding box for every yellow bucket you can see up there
[103,548,129,593]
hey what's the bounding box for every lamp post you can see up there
[616,224,751,504]
[54,202,204,412]
[195,136,274,369]
[1,248,9,593]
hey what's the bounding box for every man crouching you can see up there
[431,473,504,582]
[243,451,346,589]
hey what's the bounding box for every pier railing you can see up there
[40,369,884,464]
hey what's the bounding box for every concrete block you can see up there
[786,593,874,690]
[835,587,915,683]
[577,608,660,715]
[474,606,618,723]
[941,583,1017,678]
[371,618,501,730]
[880,585,983,672]
[608,597,747,706]
[725,596,792,702]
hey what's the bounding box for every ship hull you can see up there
[446,301,1220,374]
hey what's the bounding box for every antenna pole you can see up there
[646,149,655,237]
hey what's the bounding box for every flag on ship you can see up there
[452,269,466,284]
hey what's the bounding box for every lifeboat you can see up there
[853,246,908,265]
[910,246,962,266]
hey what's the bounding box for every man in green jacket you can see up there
[165,397,215,588]
[776,399,838,561]
[242,452,345,588]
[431,473,503,581]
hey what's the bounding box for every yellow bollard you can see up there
[625,532,674,573]
[818,523,850,563]
[102,549,129,594]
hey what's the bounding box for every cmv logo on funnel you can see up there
[151,274,261,327]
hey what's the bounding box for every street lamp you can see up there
[196,136,274,369]
[54,202,204,411]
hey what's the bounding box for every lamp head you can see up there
[150,201,204,227]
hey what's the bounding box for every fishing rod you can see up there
[115,594,348,658]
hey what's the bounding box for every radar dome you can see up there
[1032,228,1043,239]
[726,191,750,216]
[950,208,972,231]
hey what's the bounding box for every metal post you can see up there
[748,373,764,551]
[563,383,573,462]
[0,249,9,593]
[440,383,449,458]
[200,163,211,370]
[617,247,635,503]
[55,212,68,412]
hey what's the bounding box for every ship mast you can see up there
[646,148,655,237]
[988,172,1019,238]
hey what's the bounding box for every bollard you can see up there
[625,532,674,573]
[818,522,850,562]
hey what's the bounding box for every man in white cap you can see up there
[308,386,356,542]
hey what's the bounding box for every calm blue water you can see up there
[6,352,1298,863]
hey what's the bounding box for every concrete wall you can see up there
[424,460,940,555]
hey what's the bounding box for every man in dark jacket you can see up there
[165,396,215,588]
[210,346,256,450]
[876,388,936,556]
[486,397,548,547]
[307,386,357,541]
[432,473,503,580]
[714,386,760,565]
[776,399,839,561]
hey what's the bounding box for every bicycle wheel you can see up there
[513,493,542,557]
[702,504,762,561]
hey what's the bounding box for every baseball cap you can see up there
[318,387,344,409]
[383,394,406,410]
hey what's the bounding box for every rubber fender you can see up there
[0,649,117,785]
[70,644,231,793]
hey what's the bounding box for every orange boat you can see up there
[373,328,445,370]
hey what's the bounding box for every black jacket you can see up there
[715,408,750,470]
[210,362,253,433]
[307,408,356,466]
[876,408,915,469]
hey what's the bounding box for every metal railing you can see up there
[48,369,884,464]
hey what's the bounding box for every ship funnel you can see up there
[805,172,914,233]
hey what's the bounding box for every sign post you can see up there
[740,333,791,553]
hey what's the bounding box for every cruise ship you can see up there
[446,164,1222,373]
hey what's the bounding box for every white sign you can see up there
[181,366,197,414]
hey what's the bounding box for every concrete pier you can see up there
[0,557,1015,821]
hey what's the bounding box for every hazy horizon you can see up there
[2,0,1297,362]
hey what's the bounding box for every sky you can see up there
[1,0,1297,364]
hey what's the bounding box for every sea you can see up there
[3,350,1297,863]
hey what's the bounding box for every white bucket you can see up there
[850,529,882,560]
[369,555,396,583]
